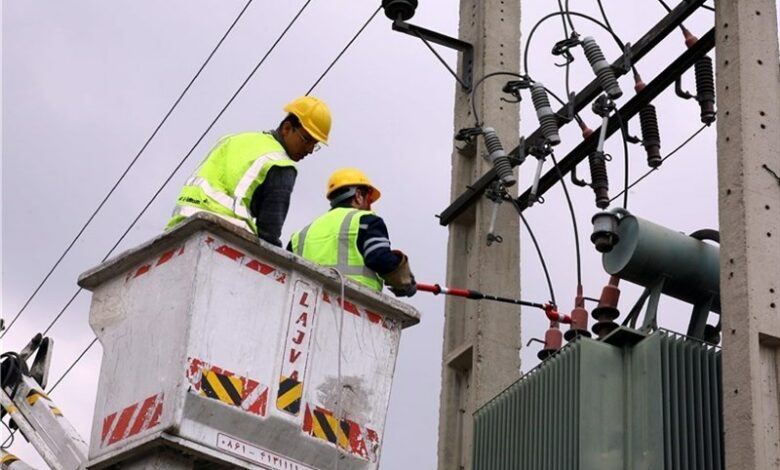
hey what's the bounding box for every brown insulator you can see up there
[565,286,591,341]
[537,321,563,360]
[682,27,698,48]
[591,276,621,339]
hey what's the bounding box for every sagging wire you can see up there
[523,11,633,79]
[33,0,316,339]
[610,123,709,203]
[549,152,582,287]
[307,6,382,95]
[508,199,558,307]
[470,71,525,127]
[1,421,15,449]
[563,0,577,32]
[1,0,256,340]
[556,0,574,104]
[595,0,616,33]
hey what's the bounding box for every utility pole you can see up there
[437,1,521,469]
[716,1,780,468]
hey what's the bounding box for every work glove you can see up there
[389,274,417,298]
[381,250,417,298]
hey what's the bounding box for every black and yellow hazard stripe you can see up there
[1,451,20,465]
[25,390,50,406]
[22,390,63,417]
[199,369,244,406]
[276,375,303,415]
[309,407,349,449]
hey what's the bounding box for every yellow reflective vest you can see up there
[290,207,384,291]
[166,132,296,234]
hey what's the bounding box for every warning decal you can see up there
[302,404,381,462]
[321,291,389,329]
[100,392,164,447]
[125,244,186,282]
[187,358,269,417]
[276,281,317,416]
[205,236,287,284]
[25,390,63,416]
[276,375,303,415]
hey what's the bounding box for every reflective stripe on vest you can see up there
[232,151,289,220]
[170,205,253,232]
[166,133,295,234]
[292,209,382,290]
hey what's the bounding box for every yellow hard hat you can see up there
[284,96,331,145]
[326,168,381,203]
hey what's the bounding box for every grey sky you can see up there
[2,1,755,467]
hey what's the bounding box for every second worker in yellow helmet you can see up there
[166,96,331,246]
[288,168,417,297]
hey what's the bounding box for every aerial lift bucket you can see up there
[77,213,420,469]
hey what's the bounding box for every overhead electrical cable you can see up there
[509,199,558,307]
[523,11,632,79]
[306,6,382,94]
[595,0,616,34]
[469,71,524,127]
[556,0,574,102]
[1,0,255,340]
[610,123,708,203]
[549,152,582,286]
[48,337,99,393]
[28,0,314,341]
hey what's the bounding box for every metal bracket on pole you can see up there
[391,19,474,91]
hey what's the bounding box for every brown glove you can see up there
[380,250,417,297]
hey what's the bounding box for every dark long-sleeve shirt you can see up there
[357,214,401,275]
[250,166,297,247]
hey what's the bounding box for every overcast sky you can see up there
[3,1,767,468]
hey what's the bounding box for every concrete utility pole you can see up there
[437,1,521,469]
[716,1,780,468]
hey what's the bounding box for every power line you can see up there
[510,199,558,307]
[19,0,314,341]
[610,123,709,203]
[549,152,582,287]
[1,0,255,340]
[306,6,382,95]
[48,337,99,393]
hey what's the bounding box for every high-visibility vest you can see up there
[290,207,384,291]
[166,132,296,234]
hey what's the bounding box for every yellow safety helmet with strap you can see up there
[284,96,332,145]
[326,168,381,204]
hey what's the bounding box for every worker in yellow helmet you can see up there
[288,168,416,297]
[166,96,331,246]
